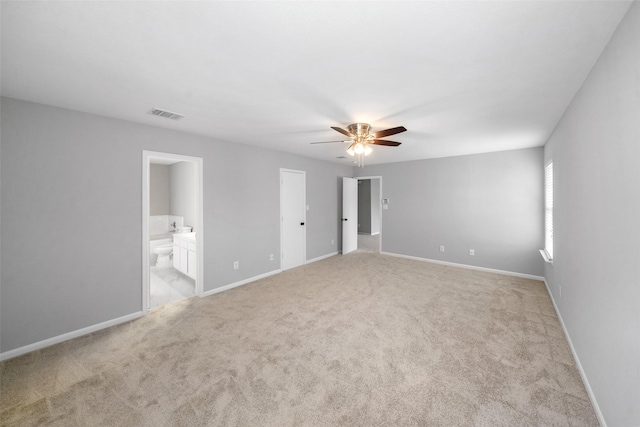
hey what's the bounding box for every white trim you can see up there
[142,151,205,315]
[543,279,607,427]
[306,251,338,264]
[381,252,544,281]
[280,168,307,271]
[544,161,554,260]
[202,269,282,298]
[539,249,553,264]
[0,311,144,361]
[142,155,150,313]
[354,175,382,180]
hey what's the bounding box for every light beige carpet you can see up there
[356,234,380,254]
[1,253,597,426]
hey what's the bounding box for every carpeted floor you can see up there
[1,253,597,426]
[356,234,380,254]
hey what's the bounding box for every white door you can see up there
[281,170,306,270]
[342,177,358,254]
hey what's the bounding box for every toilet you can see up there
[153,244,173,267]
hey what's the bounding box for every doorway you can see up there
[142,151,204,314]
[280,169,306,270]
[342,176,382,254]
[357,177,381,253]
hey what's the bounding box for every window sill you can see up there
[539,249,553,264]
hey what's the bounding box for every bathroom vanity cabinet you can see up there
[173,233,197,280]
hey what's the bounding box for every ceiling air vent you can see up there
[149,107,184,121]
[335,156,347,159]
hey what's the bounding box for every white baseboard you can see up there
[543,279,607,427]
[201,269,282,298]
[0,311,144,362]
[381,252,544,281]
[2,267,283,361]
[202,252,339,298]
[306,251,339,264]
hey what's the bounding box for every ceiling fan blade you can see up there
[331,126,354,138]
[373,126,407,138]
[310,140,345,144]
[371,139,402,146]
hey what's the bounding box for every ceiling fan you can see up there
[311,123,407,167]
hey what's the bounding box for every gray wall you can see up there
[150,164,170,215]
[355,147,544,276]
[0,97,352,353]
[357,179,371,234]
[370,178,381,235]
[543,2,640,425]
[169,161,196,230]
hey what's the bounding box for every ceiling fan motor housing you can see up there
[347,123,371,138]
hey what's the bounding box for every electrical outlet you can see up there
[233,261,239,270]
[469,249,475,256]
[439,245,445,252]
[331,239,334,245]
[269,254,274,261]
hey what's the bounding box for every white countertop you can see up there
[172,232,196,242]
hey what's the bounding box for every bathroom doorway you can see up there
[142,151,204,313]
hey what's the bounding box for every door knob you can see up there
[300,222,305,225]
[342,218,348,221]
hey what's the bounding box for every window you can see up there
[544,162,553,260]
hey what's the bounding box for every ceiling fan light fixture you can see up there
[346,132,374,167]
[314,122,406,168]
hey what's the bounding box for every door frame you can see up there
[280,168,306,270]
[356,175,383,253]
[142,150,204,314]
[342,177,359,255]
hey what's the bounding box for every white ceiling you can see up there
[1,1,632,166]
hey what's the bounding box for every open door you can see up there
[342,177,358,254]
